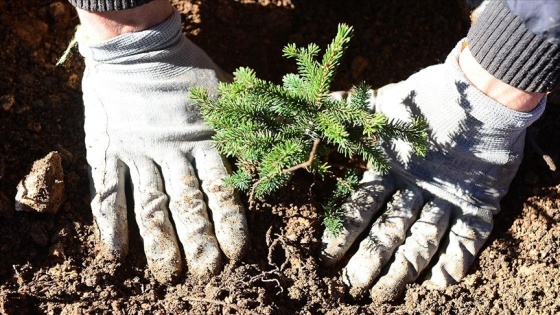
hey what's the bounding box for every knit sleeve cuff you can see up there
[68,0,153,11]
[467,0,560,93]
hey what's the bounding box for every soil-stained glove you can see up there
[78,10,248,283]
[321,39,545,302]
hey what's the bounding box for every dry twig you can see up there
[528,128,557,171]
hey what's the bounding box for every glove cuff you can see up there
[77,9,182,63]
[77,9,224,81]
[467,0,560,93]
[69,0,153,11]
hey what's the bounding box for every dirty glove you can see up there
[78,9,248,283]
[321,39,545,302]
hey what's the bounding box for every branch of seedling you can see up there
[282,138,321,173]
[249,138,321,201]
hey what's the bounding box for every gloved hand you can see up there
[321,39,545,302]
[78,10,248,283]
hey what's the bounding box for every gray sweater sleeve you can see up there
[506,0,560,44]
[68,0,153,11]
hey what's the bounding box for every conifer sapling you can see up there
[190,24,428,236]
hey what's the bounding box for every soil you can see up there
[1,0,560,314]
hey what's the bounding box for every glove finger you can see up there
[425,208,494,287]
[128,158,182,283]
[342,185,424,297]
[160,153,223,277]
[89,157,129,259]
[369,198,452,303]
[320,170,395,266]
[191,145,249,262]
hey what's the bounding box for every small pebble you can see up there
[1,95,15,111]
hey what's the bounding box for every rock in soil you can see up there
[15,151,65,214]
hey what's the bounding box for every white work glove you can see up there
[322,39,546,302]
[78,10,248,283]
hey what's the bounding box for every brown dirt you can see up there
[1,0,559,314]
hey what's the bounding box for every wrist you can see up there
[458,43,545,113]
[76,0,173,41]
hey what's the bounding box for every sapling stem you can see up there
[282,138,321,173]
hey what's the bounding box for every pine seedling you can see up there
[190,24,428,235]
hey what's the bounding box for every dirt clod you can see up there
[15,151,65,214]
[0,95,15,111]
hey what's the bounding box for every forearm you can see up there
[458,45,545,113]
[459,0,560,113]
[72,0,172,41]
[466,0,560,98]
